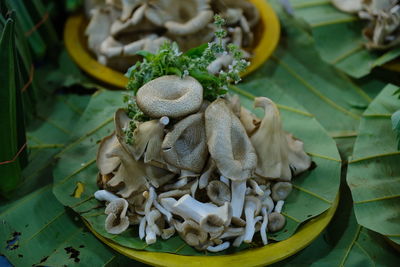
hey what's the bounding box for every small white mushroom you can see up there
[268,212,286,232]
[206,241,230,252]
[249,179,264,196]
[206,180,231,206]
[243,196,261,243]
[136,75,204,118]
[104,198,130,234]
[94,189,119,202]
[139,215,146,239]
[274,200,285,214]
[260,207,268,245]
[231,180,247,219]
[161,194,232,233]
[145,209,162,244]
[271,182,293,201]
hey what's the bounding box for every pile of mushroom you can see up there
[94,75,312,252]
[84,0,259,72]
[332,0,400,50]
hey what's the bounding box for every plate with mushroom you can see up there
[64,0,280,88]
[53,28,340,266]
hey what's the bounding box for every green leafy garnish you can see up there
[122,94,149,145]
[125,14,249,102]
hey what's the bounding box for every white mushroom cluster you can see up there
[95,75,312,252]
[332,0,400,49]
[84,0,260,72]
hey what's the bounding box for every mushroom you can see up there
[286,134,312,176]
[274,200,285,214]
[271,182,293,201]
[174,219,208,247]
[206,241,230,252]
[243,196,261,243]
[161,194,232,233]
[136,75,204,118]
[158,189,191,199]
[206,180,231,206]
[94,189,119,202]
[267,212,286,233]
[85,7,112,55]
[231,180,246,219]
[219,227,245,239]
[161,225,176,239]
[162,113,208,173]
[199,158,217,189]
[205,98,257,181]
[97,133,121,175]
[248,179,264,196]
[220,175,230,186]
[239,107,260,136]
[332,0,363,13]
[104,198,130,234]
[232,216,262,247]
[250,97,291,181]
[165,10,214,36]
[139,216,146,239]
[145,209,163,244]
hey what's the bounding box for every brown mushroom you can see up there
[271,182,293,201]
[162,113,208,173]
[206,180,231,206]
[136,75,203,118]
[286,133,312,176]
[105,198,130,234]
[97,133,121,175]
[267,212,286,232]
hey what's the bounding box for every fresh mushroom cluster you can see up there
[332,0,400,50]
[84,0,260,72]
[94,75,312,252]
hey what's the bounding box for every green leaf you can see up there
[184,43,208,58]
[288,0,400,78]
[347,84,400,245]
[272,184,400,266]
[136,50,154,60]
[246,6,371,155]
[0,15,22,197]
[52,82,340,254]
[392,110,400,149]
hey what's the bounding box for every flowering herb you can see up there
[125,14,250,102]
[122,94,149,145]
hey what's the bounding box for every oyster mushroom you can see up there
[166,10,214,35]
[199,158,217,189]
[268,212,286,232]
[332,0,363,13]
[271,182,293,201]
[161,194,232,233]
[105,198,130,234]
[97,133,121,175]
[85,7,112,55]
[231,180,246,219]
[243,196,261,243]
[174,219,208,247]
[206,180,231,206]
[162,113,208,173]
[158,189,191,199]
[206,241,230,252]
[250,97,291,181]
[136,75,204,118]
[286,133,312,176]
[205,98,257,181]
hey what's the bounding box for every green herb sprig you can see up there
[125,14,249,102]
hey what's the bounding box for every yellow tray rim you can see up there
[64,0,280,89]
[84,193,339,267]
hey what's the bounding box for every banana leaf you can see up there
[347,84,400,245]
[0,15,22,197]
[52,79,341,255]
[288,0,400,78]
[272,183,400,266]
[246,2,372,156]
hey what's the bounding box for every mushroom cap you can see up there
[162,113,208,173]
[179,219,208,247]
[286,133,312,176]
[250,97,291,181]
[205,98,257,181]
[105,198,130,234]
[136,75,203,118]
[244,195,262,215]
[97,133,121,175]
[267,212,286,232]
[271,182,293,202]
[206,180,231,206]
[332,0,363,13]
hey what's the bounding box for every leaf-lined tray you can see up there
[289,0,400,78]
[52,80,341,264]
[63,0,280,88]
[347,84,400,245]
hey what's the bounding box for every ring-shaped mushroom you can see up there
[136,75,203,118]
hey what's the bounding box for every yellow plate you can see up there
[85,193,339,267]
[64,0,280,89]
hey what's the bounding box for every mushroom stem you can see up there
[249,179,264,196]
[206,241,231,252]
[275,200,285,214]
[152,191,173,222]
[139,216,146,240]
[191,178,199,197]
[220,175,230,186]
[231,180,247,218]
[145,224,157,244]
[94,190,119,202]
[145,209,161,244]
[164,177,188,190]
[243,197,261,243]
[219,227,245,239]
[233,234,244,247]
[260,207,268,245]
[158,189,190,199]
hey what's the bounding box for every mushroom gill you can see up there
[136,75,204,118]
[205,98,257,181]
[105,198,130,234]
[162,113,208,173]
[250,97,292,181]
